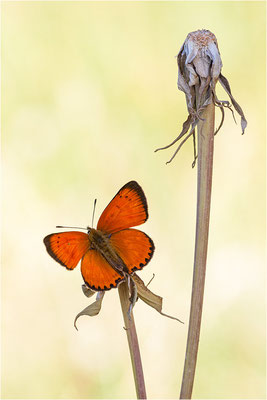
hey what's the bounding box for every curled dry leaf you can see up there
[132,273,184,323]
[81,284,96,298]
[155,29,247,164]
[218,73,247,134]
[74,291,105,330]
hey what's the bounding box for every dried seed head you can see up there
[178,29,222,113]
[155,29,247,164]
[187,30,222,82]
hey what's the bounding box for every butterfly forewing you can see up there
[81,250,124,291]
[44,231,90,270]
[97,181,148,234]
[110,229,155,273]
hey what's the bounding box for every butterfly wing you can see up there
[44,231,90,270]
[81,250,124,291]
[97,181,148,234]
[109,229,155,273]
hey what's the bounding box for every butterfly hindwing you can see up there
[43,231,90,270]
[81,250,124,291]
[97,181,148,234]
[109,229,155,273]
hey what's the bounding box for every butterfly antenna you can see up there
[92,199,97,228]
[56,225,87,230]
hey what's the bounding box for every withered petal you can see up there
[207,41,223,80]
[185,40,198,65]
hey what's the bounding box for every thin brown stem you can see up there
[180,102,215,399]
[118,281,147,399]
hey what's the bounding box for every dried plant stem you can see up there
[180,102,215,399]
[118,282,147,399]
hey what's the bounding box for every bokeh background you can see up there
[2,1,266,399]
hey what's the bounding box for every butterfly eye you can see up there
[87,227,91,234]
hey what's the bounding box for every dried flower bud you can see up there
[178,29,222,113]
[156,29,247,164]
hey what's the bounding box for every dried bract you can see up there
[155,29,247,165]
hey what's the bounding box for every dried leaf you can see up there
[81,284,96,298]
[132,274,184,323]
[219,73,247,134]
[155,114,192,153]
[74,291,105,330]
[214,105,225,136]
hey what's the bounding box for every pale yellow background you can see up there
[2,1,266,399]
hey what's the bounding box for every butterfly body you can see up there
[44,181,155,291]
[87,228,126,274]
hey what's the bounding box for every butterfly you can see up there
[43,181,155,291]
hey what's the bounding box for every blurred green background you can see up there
[2,1,265,399]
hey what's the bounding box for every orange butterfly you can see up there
[43,181,155,291]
